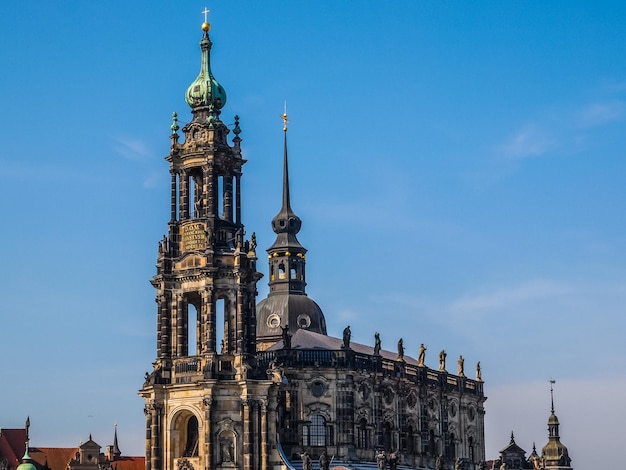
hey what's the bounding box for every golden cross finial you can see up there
[281,101,288,132]
[202,7,210,23]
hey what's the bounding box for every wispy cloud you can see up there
[577,100,624,127]
[499,125,556,160]
[112,136,154,162]
[448,279,571,315]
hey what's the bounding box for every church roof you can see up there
[110,456,145,470]
[0,428,27,469]
[268,329,420,366]
[30,447,78,470]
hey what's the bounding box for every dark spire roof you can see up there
[112,424,121,457]
[269,111,304,251]
[541,381,572,467]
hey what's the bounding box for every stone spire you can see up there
[255,108,326,349]
[269,108,304,255]
[541,381,573,468]
[112,424,121,458]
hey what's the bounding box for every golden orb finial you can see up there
[281,101,288,132]
[201,7,211,31]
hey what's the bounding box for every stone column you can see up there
[224,175,233,222]
[236,289,244,354]
[206,164,216,217]
[170,171,177,222]
[242,399,251,470]
[144,405,152,470]
[200,288,212,354]
[175,294,186,357]
[235,175,241,224]
[203,397,213,470]
[260,399,268,470]
[150,403,162,470]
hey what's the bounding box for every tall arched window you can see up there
[357,418,368,448]
[303,414,332,446]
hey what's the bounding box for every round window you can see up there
[311,381,325,397]
[267,314,281,329]
[297,314,311,328]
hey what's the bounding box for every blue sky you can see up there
[2,2,625,468]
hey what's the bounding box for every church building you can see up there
[139,14,486,470]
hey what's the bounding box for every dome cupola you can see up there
[185,11,227,115]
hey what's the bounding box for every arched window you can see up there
[383,422,393,451]
[303,414,332,446]
[278,262,286,279]
[357,418,368,448]
[406,425,415,454]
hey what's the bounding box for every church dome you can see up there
[256,293,326,339]
[185,23,227,111]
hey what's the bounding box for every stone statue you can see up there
[220,339,225,354]
[388,451,398,470]
[319,450,330,470]
[301,452,312,470]
[397,338,404,360]
[418,343,426,366]
[374,332,381,355]
[435,455,443,470]
[477,461,485,470]
[454,458,462,470]
[220,439,233,462]
[458,355,464,376]
[342,325,351,349]
[250,232,257,252]
[500,461,508,470]
[376,450,387,470]
[281,325,292,349]
[476,361,482,381]
[439,350,447,371]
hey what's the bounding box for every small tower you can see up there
[540,381,573,469]
[256,110,327,350]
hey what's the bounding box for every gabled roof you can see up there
[110,456,145,470]
[0,429,27,469]
[30,447,77,470]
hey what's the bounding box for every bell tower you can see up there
[140,13,279,470]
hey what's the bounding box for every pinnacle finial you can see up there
[550,379,556,414]
[202,7,211,32]
[171,112,179,134]
[281,101,288,132]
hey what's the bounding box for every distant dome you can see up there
[256,293,326,339]
[17,448,36,470]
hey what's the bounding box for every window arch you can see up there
[357,418,369,448]
[303,414,333,446]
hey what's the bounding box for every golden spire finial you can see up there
[202,7,211,32]
[281,101,288,132]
